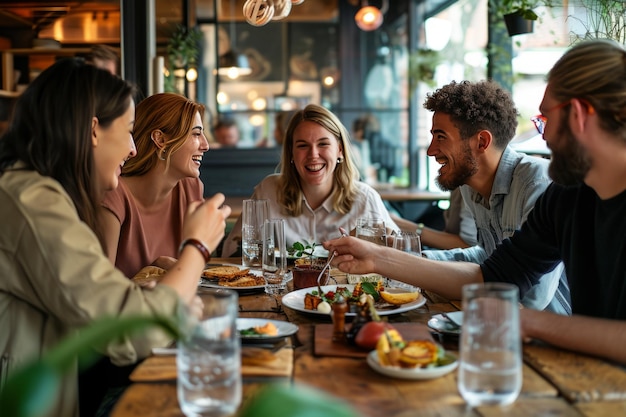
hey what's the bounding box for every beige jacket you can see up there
[0,166,180,417]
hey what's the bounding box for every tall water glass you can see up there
[262,218,288,295]
[458,283,522,407]
[347,218,387,284]
[177,289,241,417]
[391,231,422,256]
[241,199,269,267]
[388,231,422,290]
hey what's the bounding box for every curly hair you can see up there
[122,93,205,176]
[278,104,359,216]
[548,39,626,144]
[423,80,519,149]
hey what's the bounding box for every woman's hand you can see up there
[183,193,232,254]
[152,256,177,270]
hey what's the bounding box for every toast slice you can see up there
[203,265,250,280]
[218,273,265,287]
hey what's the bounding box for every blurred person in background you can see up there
[212,117,240,148]
[86,44,120,76]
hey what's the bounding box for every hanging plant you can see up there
[408,48,441,93]
[490,0,556,36]
[569,0,626,45]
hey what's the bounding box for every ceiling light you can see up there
[218,50,252,79]
[355,0,388,32]
[220,0,253,79]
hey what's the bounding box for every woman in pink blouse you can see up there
[100,93,210,277]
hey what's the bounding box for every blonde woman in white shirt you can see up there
[222,104,397,256]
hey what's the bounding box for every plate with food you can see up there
[237,318,299,343]
[199,265,273,292]
[367,350,458,380]
[427,311,463,335]
[281,283,426,317]
[368,331,458,379]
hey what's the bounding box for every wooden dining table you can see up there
[111,258,626,417]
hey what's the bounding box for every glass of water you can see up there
[241,199,269,267]
[177,288,241,417]
[347,218,387,284]
[388,231,422,290]
[458,283,522,407]
[262,218,288,296]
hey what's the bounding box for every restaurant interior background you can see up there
[0,0,614,221]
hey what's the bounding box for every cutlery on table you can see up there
[441,312,462,329]
[316,228,349,294]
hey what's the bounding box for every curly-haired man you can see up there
[415,80,569,314]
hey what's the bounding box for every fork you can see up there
[316,251,336,295]
[316,229,349,294]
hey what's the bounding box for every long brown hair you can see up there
[278,104,359,216]
[548,39,626,143]
[0,58,135,236]
[122,93,206,176]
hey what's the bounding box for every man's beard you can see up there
[435,143,478,191]
[548,123,591,186]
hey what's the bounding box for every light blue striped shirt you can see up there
[424,147,570,314]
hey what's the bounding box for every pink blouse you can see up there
[101,177,203,277]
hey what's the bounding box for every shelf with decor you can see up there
[1,47,91,91]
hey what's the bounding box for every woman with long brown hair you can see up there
[100,92,212,277]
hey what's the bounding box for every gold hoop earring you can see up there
[337,157,344,164]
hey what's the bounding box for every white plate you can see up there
[281,285,426,317]
[427,311,463,335]
[237,318,298,343]
[199,268,292,293]
[366,350,458,380]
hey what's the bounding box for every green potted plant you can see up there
[408,48,441,94]
[164,24,202,93]
[569,0,626,45]
[289,240,331,290]
[0,315,181,417]
[492,0,555,36]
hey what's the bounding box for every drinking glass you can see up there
[177,288,241,417]
[388,231,422,290]
[458,283,522,407]
[262,218,288,295]
[391,231,422,256]
[241,199,269,267]
[347,218,387,284]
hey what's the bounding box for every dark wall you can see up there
[199,147,282,198]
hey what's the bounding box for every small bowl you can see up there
[366,350,458,380]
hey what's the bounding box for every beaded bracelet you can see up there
[178,238,211,263]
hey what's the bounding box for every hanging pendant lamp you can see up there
[355,0,388,32]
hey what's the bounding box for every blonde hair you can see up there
[548,39,626,143]
[123,93,205,176]
[278,104,359,216]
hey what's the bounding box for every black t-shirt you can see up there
[482,182,626,319]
